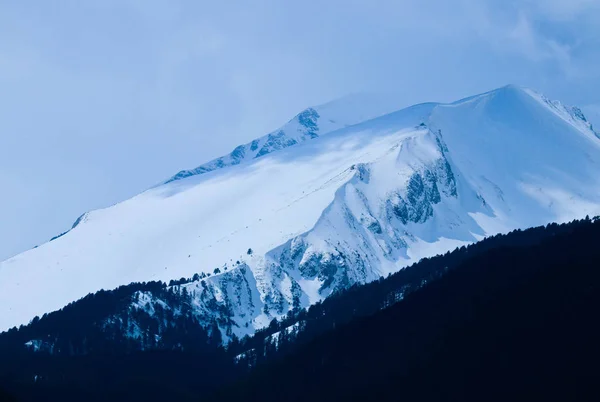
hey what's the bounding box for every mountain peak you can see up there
[163,92,410,185]
[2,86,600,335]
[166,84,591,186]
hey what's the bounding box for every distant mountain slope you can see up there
[1,85,599,335]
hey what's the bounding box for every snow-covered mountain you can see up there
[164,92,408,183]
[2,85,600,337]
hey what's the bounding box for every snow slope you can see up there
[2,85,600,335]
[164,92,408,183]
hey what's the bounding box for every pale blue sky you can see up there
[1,0,600,260]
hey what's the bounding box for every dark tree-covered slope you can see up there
[0,281,233,401]
[1,217,599,401]
[214,217,600,402]
[231,218,598,365]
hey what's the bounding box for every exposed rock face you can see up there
[165,108,323,183]
[135,130,470,342]
[5,85,600,341]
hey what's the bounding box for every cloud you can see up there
[508,12,574,74]
[524,0,600,21]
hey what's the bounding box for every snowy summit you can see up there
[1,85,600,337]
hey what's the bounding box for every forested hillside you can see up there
[1,217,599,401]
[216,217,600,402]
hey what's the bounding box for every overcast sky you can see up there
[1,0,600,260]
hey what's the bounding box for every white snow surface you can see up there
[163,92,409,183]
[2,85,600,334]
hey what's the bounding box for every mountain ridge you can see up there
[165,85,600,189]
[163,92,411,184]
[1,85,599,336]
